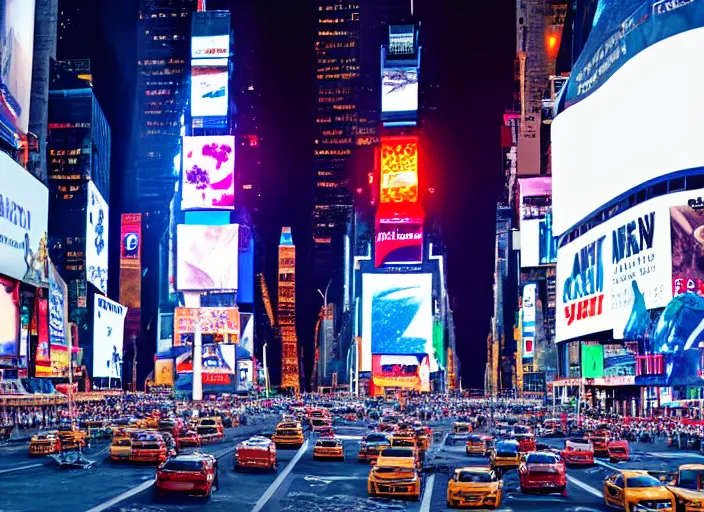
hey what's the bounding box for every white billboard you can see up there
[92,295,127,379]
[86,181,109,294]
[0,0,36,134]
[361,273,434,373]
[522,283,536,359]
[191,35,229,59]
[381,67,418,114]
[555,189,704,343]
[191,62,228,118]
[176,224,239,291]
[552,27,704,235]
[181,135,235,210]
[0,150,48,286]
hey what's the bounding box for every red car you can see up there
[607,440,629,462]
[560,438,594,466]
[591,429,611,457]
[155,453,219,499]
[519,451,567,496]
[175,430,201,449]
[235,436,277,471]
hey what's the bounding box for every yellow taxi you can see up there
[29,432,61,456]
[313,437,344,461]
[110,434,133,461]
[489,440,521,473]
[665,464,704,511]
[603,470,675,512]
[272,421,305,448]
[447,466,503,509]
[367,447,420,501]
[454,422,472,435]
[465,435,490,456]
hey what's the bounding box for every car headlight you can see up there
[684,501,704,510]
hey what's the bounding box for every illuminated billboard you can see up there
[154,359,174,386]
[176,224,239,291]
[370,354,430,394]
[522,283,536,359]
[191,61,228,118]
[552,4,704,235]
[238,225,254,303]
[361,273,434,373]
[191,35,229,59]
[555,188,704,343]
[0,276,19,356]
[581,344,604,379]
[173,307,240,345]
[86,181,109,293]
[176,344,236,374]
[380,136,418,204]
[381,67,418,116]
[120,213,142,269]
[34,296,50,376]
[92,295,127,379]
[181,136,235,210]
[519,177,556,268]
[375,219,423,267]
[0,0,36,134]
[48,261,67,347]
[0,151,48,287]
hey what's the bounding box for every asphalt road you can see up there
[2,421,704,512]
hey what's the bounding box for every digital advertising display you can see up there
[0,0,36,134]
[522,283,536,359]
[86,181,109,294]
[361,273,434,373]
[177,224,239,291]
[181,135,235,210]
[173,307,240,345]
[381,67,418,115]
[0,150,49,287]
[120,213,142,269]
[191,61,228,118]
[154,359,174,386]
[519,177,556,268]
[48,261,67,347]
[92,295,127,379]
[237,225,254,303]
[370,354,430,394]
[375,217,423,267]
[380,136,419,204]
[603,343,636,378]
[555,189,704,343]
[176,343,236,375]
[239,312,253,356]
[191,35,229,59]
[0,276,19,356]
[581,344,604,379]
[34,296,50,376]
[552,2,704,235]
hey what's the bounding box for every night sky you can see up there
[84,0,516,388]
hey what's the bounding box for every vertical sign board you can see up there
[522,283,536,359]
[119,214,142,347]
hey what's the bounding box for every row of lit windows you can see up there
[141,69,182,77]
[318,31,351,37]
[144,110,163,115]
[318,4,359,11]
[317,66,358,74]
[49,148,87,156]
[150,34,184,41]
[318,87,352,95]
[146,80,176,87]
[49,174,81,180]
[317,41,357,49]
[322,137,353,144]
[318,15,359,24]
[148,12,188,18]
[139,59,186,65]
[145,89,172,96]
[318,96,346,103]
[317,73,359,80]
[321,129,342,136]
[315,149,352,156]
[318,181,343,188]
[333,104,355,110]
[50,157,80,165]
[317,170,334,176]
[314,238,332,244]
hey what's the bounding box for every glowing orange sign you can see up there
[380,136,418,203]
[173,307,240,345]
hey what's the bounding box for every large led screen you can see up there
[0,276,19,356]
[0,151,48,287]
[191,35,229,59]
[237,226,254,303]
[34,296,50,376]
[177,224,239,291]
[48,261,67,347]
[380,136,418,203]
[375,220,423,267]
[173,307,240,345]
[86,181,109,293]
[370,354,430,394]
[522,283,536,359]
[555,188,704,343]
[0,0,36,134]
[361,273,433,373]
[181,135,235,210]
[381,67,418,115]
[581,344,604,379]
[519,177,556,268]
[191,61,228,118]
[552,9,704,235]
[92,295,127,379]
[176,344,236,374]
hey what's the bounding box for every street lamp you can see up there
[317,279,332,388]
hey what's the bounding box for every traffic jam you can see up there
[7,397,704,511]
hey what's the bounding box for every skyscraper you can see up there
[278,227,299,392]
[127,0,196,215]
[313,1,361,284]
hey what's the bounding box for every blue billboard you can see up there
[238,226,254,304]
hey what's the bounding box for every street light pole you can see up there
[317,279,332,388]
[263,342,270,398]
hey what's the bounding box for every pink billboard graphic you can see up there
[181,136,235,210]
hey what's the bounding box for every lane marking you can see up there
[649,452,704,460]
[419,473,435,512]
[0,463,44,475]
[304,475,367,483]
[251,439,309,512]
[594,459,621,472]
[335,435,363,441]
[566,474,603,499]
[85,478,155,512]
